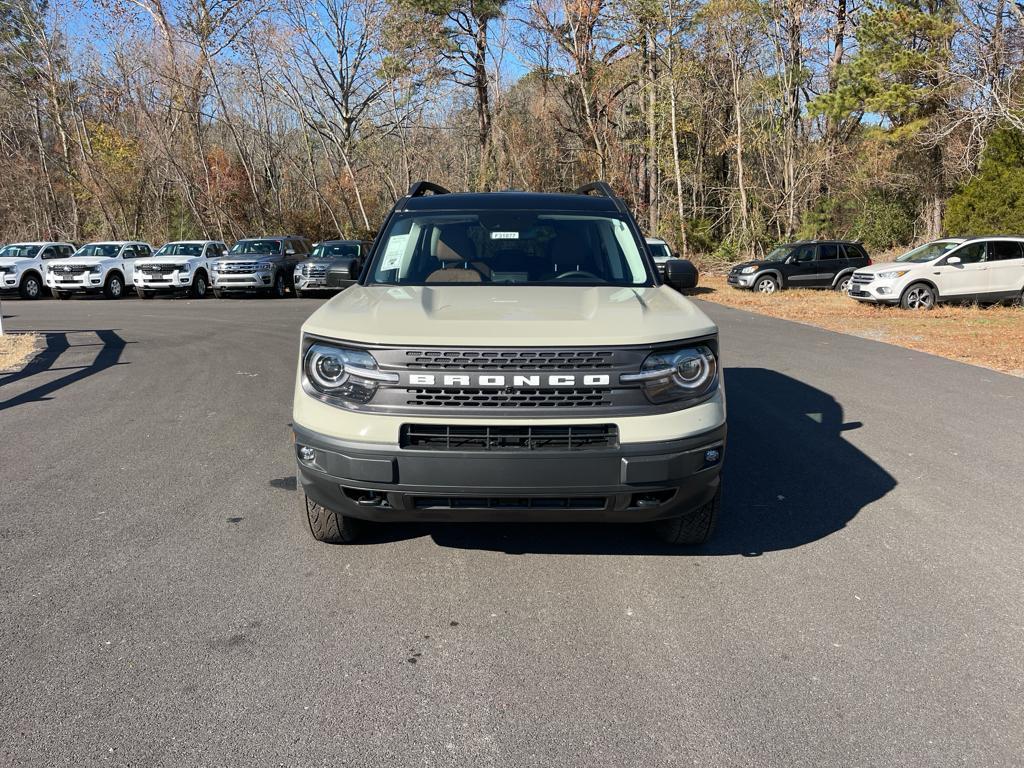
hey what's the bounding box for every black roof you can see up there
[400,190,619,213]
[779,239,864,246]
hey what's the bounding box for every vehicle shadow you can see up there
[352,367,896,555]
[0,329,129,410]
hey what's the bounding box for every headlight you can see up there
[740,265,757,274]
[877,270,909,279]
[303,342,399,405]
[211,263,222,272]
[621,346,718,404]
[258,263,273,273]
[294,265,305,276]
[179,264,190,273]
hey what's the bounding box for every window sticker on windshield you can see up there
[380,235,409,270]
[490,231,519,240]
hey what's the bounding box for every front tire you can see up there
[294,287,304,298]
[835,275,852,292]
[190,272,208,299]
[54,290,71,300]
[103,273,124,299]
[654,487,721,545]
[754,275,779,294]
[270,272,286,298]
[305,496,361,543]
[19,273,43,299]
[900,282,936,310]
[137,289,155,299]
[213,289,225,299]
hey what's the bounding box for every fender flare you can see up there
[900,278,941,301]
[831,268,857,288]
[20,268,43,287]
[752,269,784,286]
[106,269,125,286]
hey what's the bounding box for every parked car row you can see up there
[0,235,372,300]
[726,236,1024,309]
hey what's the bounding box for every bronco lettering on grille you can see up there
[407,373,611,387]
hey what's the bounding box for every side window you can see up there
[39,247,56,260]
[793,245,815,262]
[952,242,986,264]
[818,243,839,261]
[989,241,1024,262]
[60,246,73,257]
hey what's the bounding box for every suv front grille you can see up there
[405,387,610,408]
[219,261,261,272]
[306,265,328,278]
[400,424,618,451]
[403,349,615,371]
[852,272,874,285]
[411,496,607,510]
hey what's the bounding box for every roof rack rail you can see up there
[573,181,617,198]
[408,181,450,197]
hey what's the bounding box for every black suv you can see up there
[727,240,871,294]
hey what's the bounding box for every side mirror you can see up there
[946,256,962,266]
[663,258,698,292]
[347,259,362,280]
[286,249,296,256]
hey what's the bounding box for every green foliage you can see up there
[945,128,1024,236]
[847,193,916,251]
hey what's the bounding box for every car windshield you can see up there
[231,239,280,255]
[896,240,963,263]
[367,212,651,286]
[648,243,672,261]
[763,246,794,262]
[313,242,360,259]
[156,243,204,257]
[75,244,120,259]
[0,244,38,258]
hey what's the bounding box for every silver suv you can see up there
[212,236,310,298]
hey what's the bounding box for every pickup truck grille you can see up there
[400,424,618,451]
[405,387,610,408]
[403,349,615,371]
[139,264,181,274]
[52,264,90,275]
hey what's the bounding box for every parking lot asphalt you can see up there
[1,294,1022,767]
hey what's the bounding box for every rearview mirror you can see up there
[947,256,962,266]
[663,259,699,292]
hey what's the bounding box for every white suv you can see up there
[849,237,1024,309]
[0,242,75,299]
[133,240,227,299]
[44,241,153,299]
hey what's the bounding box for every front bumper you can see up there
[45,274,103,291]
[295,275,348,292]
[212,273,272,290]
[135,272,193,291]
[848,280,901,304]
[293,422,725,523]
[727,273,755,288]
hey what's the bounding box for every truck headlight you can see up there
[877,270,909,279]
[303,342,399,405]
[621,346,718,404]
[740,266,757,274]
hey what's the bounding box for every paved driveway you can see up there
[1,296,1021,766]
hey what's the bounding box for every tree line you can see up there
[0,0,1021,261]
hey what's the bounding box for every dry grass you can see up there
[0,332,40,372]
[695,275,1024,376]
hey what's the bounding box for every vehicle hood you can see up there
[303,285,718,346]
[221,253,276,262]
[854,261,922,274]
[54,257,108,268]
[137,255,199,266]
[0,257,35,270]
[729,259,775,272]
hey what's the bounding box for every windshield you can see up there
[896,240,963,263]
[74,244,120,259]
[763,246,794,262]
[0,244,38,259]
[156,243,204,257]
[313,242,361,259]
[368,212,651,286]
[648,243,672,261]
[231,239,280,255]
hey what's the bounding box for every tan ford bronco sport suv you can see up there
[292,182,726,544]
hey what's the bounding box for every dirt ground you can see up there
[0,332,39,372]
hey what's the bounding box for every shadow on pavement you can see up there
[350,367,896,555]
[0,329,129,410]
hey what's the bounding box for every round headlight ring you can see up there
[308,349,349,390]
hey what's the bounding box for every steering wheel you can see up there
[554,270,601,281]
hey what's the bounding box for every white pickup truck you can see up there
[45,241,154,299]
[0,241,76,299]
[133,240,227,299]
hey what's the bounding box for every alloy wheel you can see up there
[756,278,777,294]
[905,286,933,309]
